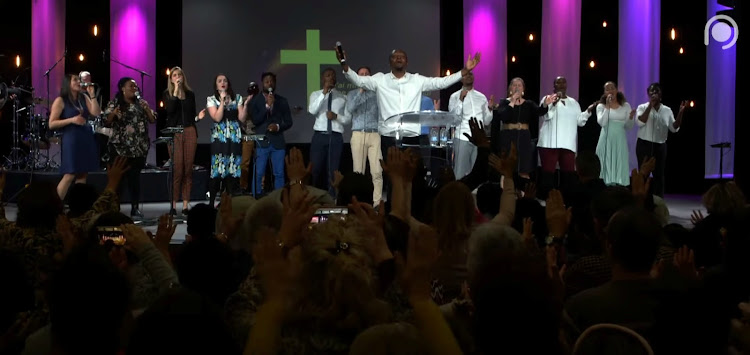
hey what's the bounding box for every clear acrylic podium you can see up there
[383,110,461,174]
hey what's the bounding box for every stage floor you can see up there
[1,195,703,245]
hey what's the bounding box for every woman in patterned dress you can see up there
[206,74,248,207]
[104,77,157,218]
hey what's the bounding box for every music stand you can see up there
[710,142,731,181]
[158,126,185,221]
[244,134,267,198]
[383,110,461,172]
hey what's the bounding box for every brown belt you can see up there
[502,123,529,130]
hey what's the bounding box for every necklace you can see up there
[71,95,84,114]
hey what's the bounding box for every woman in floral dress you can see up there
[104,77,156,218]
[206,74,248,207]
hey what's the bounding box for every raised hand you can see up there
[152,214,177,250]
[219,192,243,240]
[462,117,489,148]
[543,94,555,106]
[121,223,152,251]
[679,100,689,113]
[106,156,130,190]
[545,189,571,237]
[523,181,537,200]
[522,217,535,248]
[395,224,440,302]
[639,156,656,178]
[488,94,499,110]
[673,245,698,280]
[197,108,207,120]
[278,187,318,248]
[253,226,300,300]
[691,210,705,225]
[330,170,344,190]
[380,146,418,184]
[630,168,652,203]
[489,141,517,177]
[285,147,312,182]
[465,52,481,71]
[349,196,391,264]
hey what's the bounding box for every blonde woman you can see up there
[163,66,205,216]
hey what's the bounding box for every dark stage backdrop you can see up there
[182,0,440,144]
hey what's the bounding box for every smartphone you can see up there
[96,226,126,246]
[310,207,349,224]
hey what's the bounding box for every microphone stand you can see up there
[107,55,151,98]
[44,51,66,115]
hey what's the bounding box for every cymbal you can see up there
[32,97,50,105]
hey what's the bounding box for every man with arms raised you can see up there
[335,48,481,155]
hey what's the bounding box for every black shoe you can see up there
[169,208,177,216]
[181,208,189,216]
[130,208,144,219]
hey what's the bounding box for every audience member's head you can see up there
[66,183,99,218]
[238,196,283,253]
[591,186,636,238]
[605,207,662,274]
[573,323,653,355]
[126,288,239,355]
[48,244,130,355]
[16,181,63,230]
[349,322,426,355]
[176,236,243,306]
[186,203,217,241]
[433,181,475,251]
[294,218,389,331]
[576,152,601,182]
[702,181,746,217]
[467,224,562,354]
[663,223,690,249]
[336,172,374,206]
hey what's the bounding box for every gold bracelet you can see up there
[287,179,304,188]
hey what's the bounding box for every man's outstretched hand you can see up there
[463,53,481,74]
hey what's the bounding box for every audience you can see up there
[0,130,747,355]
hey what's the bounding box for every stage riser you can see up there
[4,170,209,204]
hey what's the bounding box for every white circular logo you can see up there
[705,15,739,50]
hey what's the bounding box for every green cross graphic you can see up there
[280,29,340,104]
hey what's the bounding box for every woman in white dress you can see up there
[581,81,636,186]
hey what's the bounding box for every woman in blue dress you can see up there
[206,74,248,207]
[48,74,102,199]
[581,81,636,186]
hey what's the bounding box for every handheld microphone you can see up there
[102,50,106,62]
[555,91,564,105]
[81,82,97,88]
[268,87,273,95]
[336,41,345,63]
[135,90,141,101]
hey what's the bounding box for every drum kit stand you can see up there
[1,83,60,171]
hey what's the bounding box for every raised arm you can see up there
[237,95,248,122]
[207,96,225,122]
[85,90,102,116]
[673,101,687,131]
[421,72,464,92]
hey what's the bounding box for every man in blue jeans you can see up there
[249,72,293,196]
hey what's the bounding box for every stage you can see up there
[2,167,210,204]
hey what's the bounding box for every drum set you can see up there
[1,83,59,171]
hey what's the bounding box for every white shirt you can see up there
[538,96,590,152]
[581,102,635,130]
[308,89,350,133]
[448,88,492,141]
[635,103,679,144]
[344,69,464,136]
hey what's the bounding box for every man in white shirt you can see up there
[538,76,590,198]
[448,72,492,178]
[308,68,350,196]
[335,48,480,154]
[635,82,686,197]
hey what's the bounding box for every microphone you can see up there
[336,41,345,63]
[81,82,97,87]
[135,90,141,101]
[554,91,565,105]
[102,50,106,62]
[268,87,273,95]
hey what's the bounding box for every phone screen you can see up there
[97,226,126,246]
[310,207,349,224]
